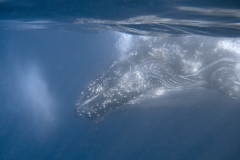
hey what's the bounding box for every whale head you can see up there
[76,36,240,122]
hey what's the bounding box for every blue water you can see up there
[1,1,240,160]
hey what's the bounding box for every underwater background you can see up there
[1,0,240,159]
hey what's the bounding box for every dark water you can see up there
[1,1,240,160]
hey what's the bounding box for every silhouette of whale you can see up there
[76,35,240,122]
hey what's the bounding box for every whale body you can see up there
[76,35,240,122]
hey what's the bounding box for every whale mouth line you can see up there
[80,94,100,106]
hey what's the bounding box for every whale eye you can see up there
[212,67,240,100]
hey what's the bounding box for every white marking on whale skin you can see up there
[76,35,240,122]
[81,94,99,106]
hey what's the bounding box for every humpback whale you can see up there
[76,35,240,122]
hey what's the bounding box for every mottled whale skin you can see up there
[76,36,240,122]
